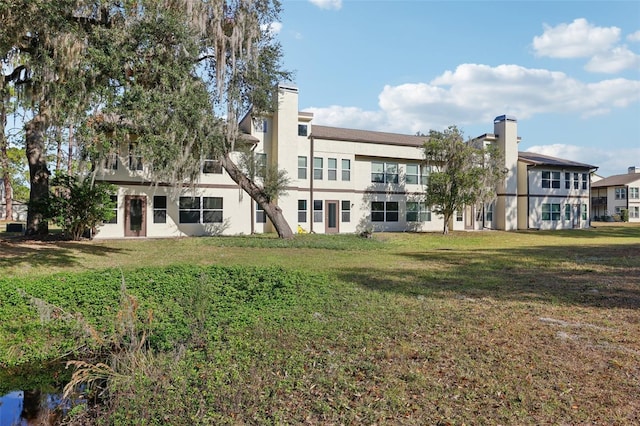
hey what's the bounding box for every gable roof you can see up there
[518,151,597,170]
[311,125,426,147]
[592,172,640,188]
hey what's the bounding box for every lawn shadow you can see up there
[0,238,127,271]
[336,242,640,310]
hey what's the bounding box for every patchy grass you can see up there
[0,225,639,424]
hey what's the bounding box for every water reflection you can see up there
[0,390,65,426]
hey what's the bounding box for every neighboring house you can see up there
[591,167,640,222]
[0,185,28,222]
[93,85,598,239]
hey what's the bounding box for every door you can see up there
[464,205,474,230]
[325,200,339,234]
[574,204,581,228]
[124,195,147,237]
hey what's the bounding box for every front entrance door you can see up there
[464,205,474,230]
[325,200,339,234]
[124,195,147,237]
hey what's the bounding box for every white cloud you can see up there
[305,63,640,135]
[585,46,640,73]
[309,0,342,11]
[628,30,640,42]
[262,22,283,36]
[532,18,620,58]
[526,144,640,177]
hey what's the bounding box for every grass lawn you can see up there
[1,224,639,424]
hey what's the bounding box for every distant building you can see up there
[93,85,598,238]
[591,167,640,222]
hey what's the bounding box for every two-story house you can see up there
[591,167,640,222]
[93,85,598,238]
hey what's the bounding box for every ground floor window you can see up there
[630,206,639,218]
[179,196,223,223]
[406,201,431,222]
[107,195,118,224]
[298,200,307,223]
[256,203,266,223]
[542,203,560,221]
[313,200,323,222]
[341,200,351,222]
[456,210,463,222]
[371,201,399,222]
[581,204,587,221]
[565,204,571,221]
[485,203,493,223]
[153,196,167,223]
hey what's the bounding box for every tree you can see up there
[42,173,115,240]
[423,126,506,234]
[2,0,296,239]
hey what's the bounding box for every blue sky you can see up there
[273,0,640,177]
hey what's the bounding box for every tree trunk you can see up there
[220,152,294,239]
[25,114,50,236]
[1,136,12,220]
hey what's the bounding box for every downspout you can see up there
[527,165,531,229]
[250,144,256,234]
[309,134,315,233]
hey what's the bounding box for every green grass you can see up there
[1,225,639,424]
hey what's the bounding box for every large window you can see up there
[630,206,640,219]
[203,160,222,174]
[298,156,307,179]
[153,196,167,224]
[341,159,351,181]
[298,200,307,223]
[371,162,399,184]
[313,157,323,180]
[542,171,560,189]
[615,187,626,200]
[179,197,223,223]
[328,158,337,181]
[313,200,323,222]
[629,187,639,199]
[542,203,561,221]
[406,164,420,185]
[371,201,399,222]
[341,200,351,222]
[406,202,431,222]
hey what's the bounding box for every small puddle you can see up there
[0,363,79,425]
[0,390,67,425]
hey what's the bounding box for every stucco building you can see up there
[94,85,598,239]
[591,167,640,222]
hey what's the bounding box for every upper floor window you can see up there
[256,153,267,178]
[298,156,307,179]
[406,164,420,185]
[298,124,308,136]
[371,161,399,184]
[582,173,588,190]
[105,152,118,170]
[615,187,626,200]
[129,144,143,171]
[328,158,337,181]
[542,171,560,189]
[629,187,639,199]
[573,172,580,190]
[255,119,267,133]
[203,160,222,174]
[565,172,571,189]
[341,159,351,181]
[313,157,323,180]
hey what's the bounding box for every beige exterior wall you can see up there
[493,116,519,231]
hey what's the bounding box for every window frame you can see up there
[153,195,167,224]
[542,171,560,189]
[341,159,351,181]
[328,158,337,181]
[542,203,561,221]
[341,200,351,222]
[313,199,323,223]
[405,164,419,185]
[313,157,323,180]
[298,200,307,223]
[298,156,307,180]
[202,159,223,174]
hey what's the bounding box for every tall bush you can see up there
[42,173,115,240]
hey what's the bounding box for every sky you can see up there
[273,0,640,177]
